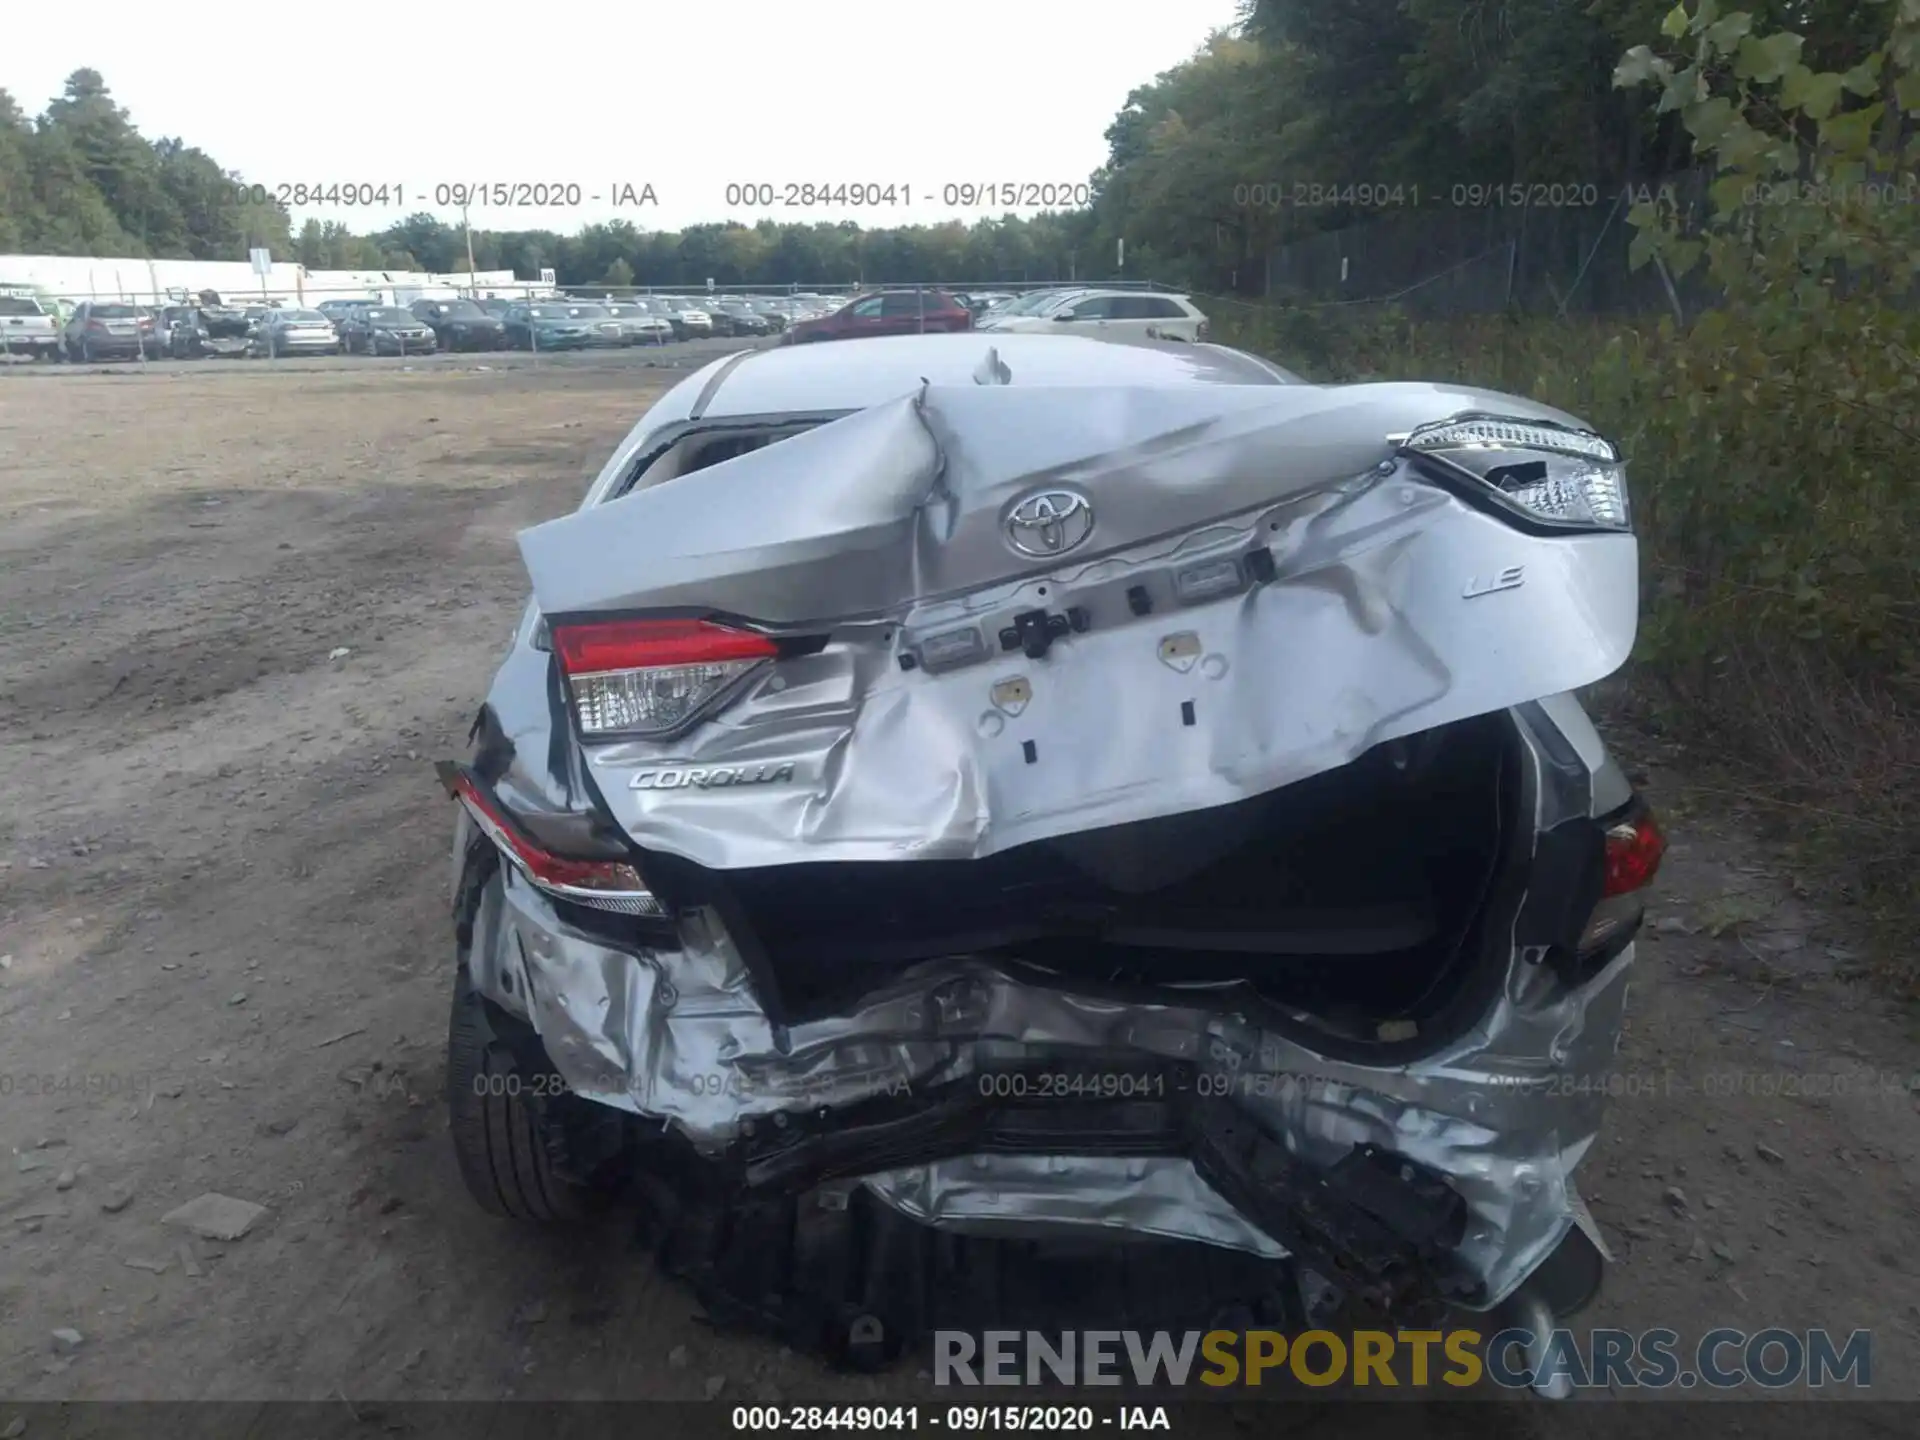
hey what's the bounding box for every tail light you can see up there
[443,765,662,916]
[553,617,777,740]
[87,320,109,332]
[1403,415,1630,531]
[1578,802,1666,958]
[1196,320,1210,341]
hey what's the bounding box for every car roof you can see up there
[1062,288,1193,301]
[642,332,1300,429]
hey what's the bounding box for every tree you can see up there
[601,256,634,288]
[0,90,37,251]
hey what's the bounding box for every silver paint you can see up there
[457,334,1646,1315]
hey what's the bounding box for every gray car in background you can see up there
[602,302,675,346]
[434,331,1661,1381]
[659,298,714,339]
[247,308,342,358]
[61,301,157,362]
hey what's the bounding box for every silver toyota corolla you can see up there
[436,332,1663,1387]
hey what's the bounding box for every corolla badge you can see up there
[1005,489,1095,557]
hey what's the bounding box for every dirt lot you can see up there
[1,360,1917,1425]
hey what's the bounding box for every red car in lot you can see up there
[781,288,972,344]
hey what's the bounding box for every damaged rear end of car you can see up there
[437,342,1663,1379]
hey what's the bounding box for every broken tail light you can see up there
[1402,414,1630,531]
[552,617,777,740]
[1578,801,1666,960]
[444,765,663,917]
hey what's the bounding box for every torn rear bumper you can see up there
[461,832,1631,1314]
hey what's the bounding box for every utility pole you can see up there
[462,202,478,288]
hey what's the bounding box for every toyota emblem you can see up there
[1004,489,1095,557]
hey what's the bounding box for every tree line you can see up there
[0,5,1889,293]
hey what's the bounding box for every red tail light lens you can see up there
[1579,802,1666,958]
[1601,807,1666,897]
[448,768,661,915]
[552,618,778,739]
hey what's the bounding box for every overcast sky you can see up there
[6,0,1245,237]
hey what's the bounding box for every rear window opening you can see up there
[626,420,835,492]
[653,712,1529,1049]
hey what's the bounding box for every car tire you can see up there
[444,962,600,1223]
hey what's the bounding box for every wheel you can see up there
[445,962,599,1222]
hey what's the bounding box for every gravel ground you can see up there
[0,359,1915,1428]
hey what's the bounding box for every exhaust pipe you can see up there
[1495,1283,1575,1399]
[1490,1212,1609,1399]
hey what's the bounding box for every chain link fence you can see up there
[1263,171,1716,320]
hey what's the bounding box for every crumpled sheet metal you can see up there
[506,380,1637,870]
[519,380,1592,624]
[469,861,1632,1310]
[551,473,1634,870]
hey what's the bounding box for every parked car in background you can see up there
[973,289,1090,328]
[502,302,621,351]
[409,297,508,351]
[154,303,201,351]
[750,299,792,332]
[715,302,772,337]
[557,302,626,347]
[195,291,255,338]
[475,298,518,318]
[246,308,343,358]
[339,305,438,356]
[0,294,61,359]
[317,299,373,326]
[150,304,213,358]
[659,298,713,339]
[61,301,157,362]
[602,302,675,345]
[957,291,1015,315]
[781,288,972,344]
[979,289,1211,343]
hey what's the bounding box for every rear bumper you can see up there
[456,792,1630,1314]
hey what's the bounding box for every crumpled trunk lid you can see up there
[516,382,1637,868]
